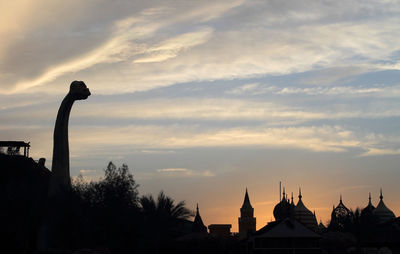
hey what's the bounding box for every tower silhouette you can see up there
[238,188,256,235]
[193,203,207,233]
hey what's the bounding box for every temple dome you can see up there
[273,188,292,221]
[373,189,395,224]
[329,195,353,232]
[331,195,351,219]
[360,193,375,223]
[294,188,318,231]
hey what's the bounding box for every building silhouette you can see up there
[294,188,318,232]
[208,224,232,237]
[238,188,256,235]
[373,189,396,224]
[192,203,207,233]
[329,195,353,232]
[249,186,321,253]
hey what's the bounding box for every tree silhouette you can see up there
[73,162,139,209]
[139,191,194,253]
[140,191,193,220]
[71,162,140,253]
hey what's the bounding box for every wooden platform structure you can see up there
[0,141,30,157]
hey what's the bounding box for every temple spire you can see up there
[298,187,302,200]
[193,203,207,233]
[282,187,286,201]
[368,192,372,204]
[340,194,343,203]
[241,187,253,209]
[239,188,256,234]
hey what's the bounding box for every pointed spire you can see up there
[340,194,342,203]
[281,186,286,202]
[298,187,302,200]
[241,187,253,209]
[380,188,383,200]
[193,203,207,233]
[195,203,201,219]
[368,192,372,205]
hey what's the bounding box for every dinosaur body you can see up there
[38,81,90,251]
[49,81,90,196]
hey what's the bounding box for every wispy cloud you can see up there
[227,83,260,95]
[3,1,243,94]
[73,97,400,121]
[133,27,214,63]
[141,150,176,154]
[79,169,97,175]
[360,148,400,157]
[157,168,215,177]
[9,9,163,93]
[66,125,360,153]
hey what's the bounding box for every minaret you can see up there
[193,203,207,233]
[238,188,256,235]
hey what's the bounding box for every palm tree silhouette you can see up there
[140,191,193,220]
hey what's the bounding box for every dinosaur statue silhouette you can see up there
[37,81,90,251]
[48,80,90,196]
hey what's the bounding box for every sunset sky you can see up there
[2,0,400,232]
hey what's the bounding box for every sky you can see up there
[2,0,400,232]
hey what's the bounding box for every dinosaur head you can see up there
[69,81,91,100]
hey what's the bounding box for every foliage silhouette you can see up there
[140,191,193,220]
[71,162,140,253]
[73,162,139,209]
[68,162,197,253]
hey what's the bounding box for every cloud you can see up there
[3,0,400,96]
[141,150,176,154]
[73,98,327,121]
[9,9,163,93]
[63,125,360,153]
[276,86,384,96]
[79,169,97,174]
[2,1,243,94]
[156,168,215,177]
[227,83,260,95]
[1,124,368,161]
[80,17,400,95]
[157,168,188,173]
[360,148,400,157]
[133,27,214,63]
[68,97,400,122]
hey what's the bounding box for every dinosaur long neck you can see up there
[50,93,75,194]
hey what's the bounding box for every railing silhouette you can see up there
[0,141,30,157]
